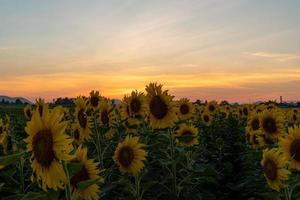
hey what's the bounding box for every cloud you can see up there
[245,52,300,62]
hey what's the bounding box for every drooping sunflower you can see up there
[206,100,218,114]
[24,104,33,120]
[89,90,101,111]
[24,107,73,191]
[279,126,300,170]
[70,146,103,200]
[35,98,48,117]
[175,124,199,146]
[113,135,147,175]
[122,91,148,118]
[201,110,213,126]
[74,97,92,141]
[259,110,285,141]
[176,98,195,120]
[261,148,290,191]
[145,83,177,129]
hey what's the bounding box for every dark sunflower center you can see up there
[290,139,300,162]
[77,109,87,128]
[180,104,189,115]
[293,114,297,121]
[149,96,168,119]
[130,98,141,113]
[262,117,277,134]
[203,115,209,122]
[26,109,32,119]
[74,129,80,140]
[38,105,43,117]
[101,110,109,125]
[118,146,134,167]
[208,105,215,112]
[243,108,248,116]
[251,118,260,131]
[263,159,277,181]
[32,129,55,168]
[90,96,99,107]
[70,166,89,189]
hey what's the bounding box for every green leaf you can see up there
[0,152,25,166]
[77,178,100,190]
[67,162,83,176]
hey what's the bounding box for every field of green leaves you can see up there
[0,83,300,200]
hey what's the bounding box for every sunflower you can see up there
[145,83,177,129]
[279,126,300,170]
[242,104,250,118]
[259,110,285,141]
[89,90,101,111]
[99,99,115,127]
[248,130,266,149]
[35,98,48,117]
[24,107,73,191]
[72,123,82,145]
[74,97,92,141]
[24,104,33,120]
[206,100,218,114]
[219,107,229,119]
[122,91,148,118]
[261,148,290,191]
[201,110,213,126]
[70,146,103,200]
[0,119,6,142]
[176,98,195,120]
[175,124,199,146]
[247,112,260,132]
[286,109,300,125]
[113,135,147,175]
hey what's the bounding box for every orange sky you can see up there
[0,1,300,102]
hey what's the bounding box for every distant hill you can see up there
[0,95,32,104]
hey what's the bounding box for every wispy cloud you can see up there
[245,52,300,62]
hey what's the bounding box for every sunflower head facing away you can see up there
[25,107,73,191]
[280,126,300,170]
[175,124,199,146]
[145,83,177,129]
[113,135,147,175]
[261,148,290,191]
[70,146,103,200]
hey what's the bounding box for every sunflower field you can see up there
[1,82,300,200]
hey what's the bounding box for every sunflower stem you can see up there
[19,156,25,193]
[93,114,103,168]
[284,186,291,200]
[169,128,177,196]
[135,174,141,200]
[62,161,72,200]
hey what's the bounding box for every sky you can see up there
[0,0,300,103]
